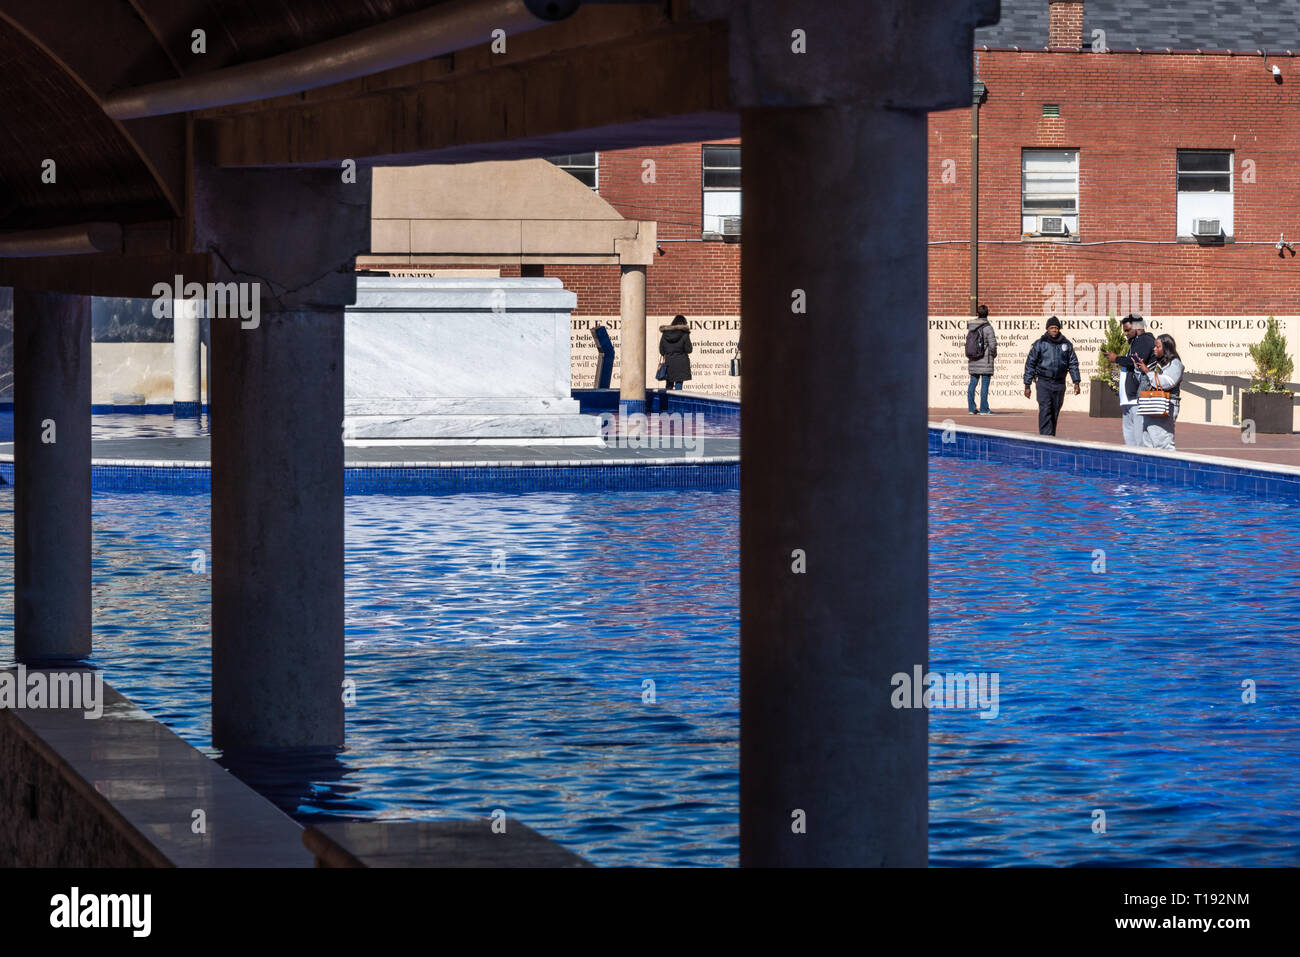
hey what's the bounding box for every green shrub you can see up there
[1093,313,1127,392]
[1248,316,1295,394]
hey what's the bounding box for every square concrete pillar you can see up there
[708,0,998,869]
[193,165,371,750]
[12,290,92,662]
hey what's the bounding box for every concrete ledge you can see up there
[930,421,1300,501]
[0,672,312,867]
[303,820,592,868]
[0,439,741,493]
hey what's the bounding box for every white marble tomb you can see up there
[343,276,601,444]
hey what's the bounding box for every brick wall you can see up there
[0,709,160,866]
[1048,0,1083,49]
[931,50,1300,317]
[560,139,742,317]
[424,50,1300,325]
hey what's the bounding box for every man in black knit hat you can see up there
[1023,316,1081,436]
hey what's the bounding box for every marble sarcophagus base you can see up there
[344,277,601,445]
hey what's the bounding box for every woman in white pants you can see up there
[1136,334,1184,450]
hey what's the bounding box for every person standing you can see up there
[659,314,693,391]
[1106,314,1156,447]
[1135,334,1184,450]
[966,304,997,415]
[1023,316,1081,436]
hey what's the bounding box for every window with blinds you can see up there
[1176,150,1232,239]
[1021,149,1079,238]
[703,144,741,237]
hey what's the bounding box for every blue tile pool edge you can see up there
[0,458,739,495]
[930,422,1300,503]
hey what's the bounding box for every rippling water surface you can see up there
[0,452,1297,866]
[929,458,1300,866]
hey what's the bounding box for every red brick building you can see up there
[922,0,1300,422]
[561,0,1300,325]
[548,141,741,320]
[541,140,742,395]
[930,0,1300,317]
[463,0,1300,411]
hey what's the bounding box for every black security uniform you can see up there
[1023,318,1081,436]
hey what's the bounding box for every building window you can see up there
[547,152,598,189]
[1021,149,1079,239]
[1177,150,1232,239]
[702,144,741,237]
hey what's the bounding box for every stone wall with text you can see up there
[928,315,1300,428]
[570,314,741,398]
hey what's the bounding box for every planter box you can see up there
[1089,383,1122,418]
[1241,390,1295,434]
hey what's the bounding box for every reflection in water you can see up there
[0,487,740,867]
[215,748,353,816]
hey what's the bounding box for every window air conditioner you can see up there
[1037,216,1067,236]
[1193,219,1222,238]
[721,216,742,237]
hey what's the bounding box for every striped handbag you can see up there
[1137,388,1171,417]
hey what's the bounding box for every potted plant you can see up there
[1089,313,1125,418]
[1242,315,1296,433]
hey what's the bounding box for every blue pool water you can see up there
[1,453,1298,866]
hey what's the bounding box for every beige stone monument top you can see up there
[364,159,656,268]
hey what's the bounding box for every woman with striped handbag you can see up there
[1134,335,1184,450]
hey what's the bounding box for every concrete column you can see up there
[172,297,202,417]
[618,264,646,412]
[12,290,91,662]
[195,165,370,750]
[739,104,929,866]
[209,308,345,749]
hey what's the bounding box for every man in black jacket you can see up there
[1023,316,1081,436]
[1105,314,1156,446]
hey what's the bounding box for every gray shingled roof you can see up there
[976,0,1300,51]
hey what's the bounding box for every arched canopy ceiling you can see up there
[0,0,740,295]
[0,13,172,229]
[0,0,453,232]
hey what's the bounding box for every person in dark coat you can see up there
[659,314,692,390]
[1023,316,1081,436]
